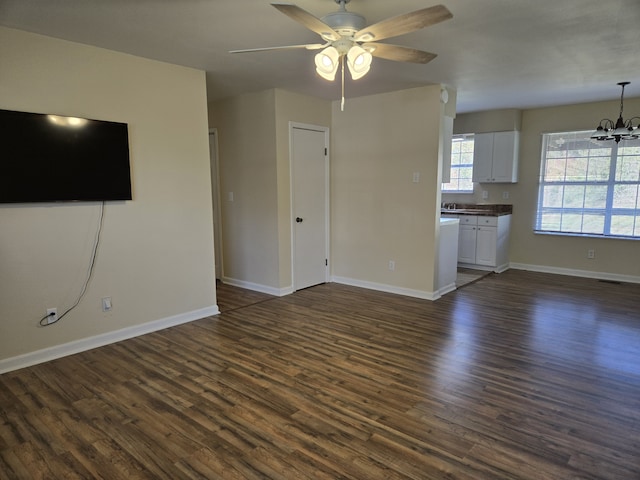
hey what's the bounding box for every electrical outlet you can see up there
[482,190,489,200]
[46,308,58,324]
[412,172,420,183]
[587,249,595,259]
[388,260,395,271]
[502,191,510,199]
[102,297,112,312]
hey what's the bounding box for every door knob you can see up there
[296,217,303,223]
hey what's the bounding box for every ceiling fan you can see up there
[230,1,453,109]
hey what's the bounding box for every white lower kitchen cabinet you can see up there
[458,224,477,264]
[457,215,511,272]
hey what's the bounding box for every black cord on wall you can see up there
[39,201,106,327]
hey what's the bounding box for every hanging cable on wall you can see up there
[39,201,106,327]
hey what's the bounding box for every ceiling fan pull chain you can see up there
[341,55,345,111]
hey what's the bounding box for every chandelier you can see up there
[590,82,640,143]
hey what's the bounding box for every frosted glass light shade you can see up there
[315,46,339,81]
[590,126,608,140]
[612,125,633,137]
[346,45,372,80]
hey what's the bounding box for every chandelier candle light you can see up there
[591,82,640,143]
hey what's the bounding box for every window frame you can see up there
[442,134,475,194]
[535,130,640,240]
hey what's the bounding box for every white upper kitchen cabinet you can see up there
[472,131,519,183]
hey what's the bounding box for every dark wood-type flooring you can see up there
[1,270,640,479]
[215,280,274,313]
[455,268,491,289]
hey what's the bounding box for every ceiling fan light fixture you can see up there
[346,45,372,80]
[315,46,340,81]
[233,2,453,108]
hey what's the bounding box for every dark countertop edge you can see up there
[440,203,513,217]
[441,210,512,217]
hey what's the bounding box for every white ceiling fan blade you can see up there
[355,5,452,42]
[230,43,326,54]
[364,43,437,64]
[271,3,340,41]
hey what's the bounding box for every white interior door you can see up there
[291,124,329,290]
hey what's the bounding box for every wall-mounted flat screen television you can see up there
[0,108,132,203]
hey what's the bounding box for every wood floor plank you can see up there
[1,270,640,479]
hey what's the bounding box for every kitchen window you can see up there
[535,131,640,238]
[442,134,474,193]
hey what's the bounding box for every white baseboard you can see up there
[494,262,510,274]
[0,305,219,374]
[436,282,457,298]
[457,262,509,273]
[509,263,640,284]
[331,276,439,301]
[221,277,294,297]
[457,263,494,272]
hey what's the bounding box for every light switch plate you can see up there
[102,297,112,312]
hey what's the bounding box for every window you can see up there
[442,134,474,193]
[536,131,640,238]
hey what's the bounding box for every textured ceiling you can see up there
[1,0,639,113]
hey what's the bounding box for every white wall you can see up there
[0,27,217,370]
[208,89,331,294]
[515,99,640,279]
[208,90,280,292]
[331,86,445,297]
[210,85,446,298]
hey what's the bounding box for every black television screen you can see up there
[0,108,132,203]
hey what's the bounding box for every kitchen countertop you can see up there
[440,203,513,216]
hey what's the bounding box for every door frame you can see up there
[289,122,330,291]
[209,128,224,280]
